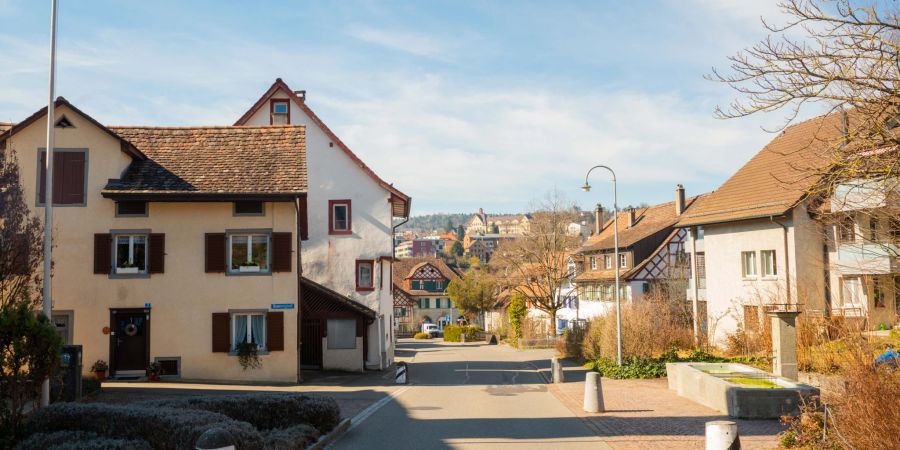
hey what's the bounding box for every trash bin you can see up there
[57,345,82,402]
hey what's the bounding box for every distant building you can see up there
[463,233,516,263]
[392,258,462,333]
[465,208,532,236]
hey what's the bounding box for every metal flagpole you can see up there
[41,0,59,408]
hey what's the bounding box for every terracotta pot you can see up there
[148,373,160,382]
[94,370,106,381]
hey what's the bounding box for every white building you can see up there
[236,79,410,370]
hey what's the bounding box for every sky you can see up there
[0,0,817,215]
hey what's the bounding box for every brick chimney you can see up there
[675,184,686,215]
[627,208,636,228]
[594,204,603,235]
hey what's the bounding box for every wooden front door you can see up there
[301,318,323,368]
[110,309,150,374]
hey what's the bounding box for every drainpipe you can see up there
[770,216,792,306]
[294,196,305,383]
[690,227,700,347]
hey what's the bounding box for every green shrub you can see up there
[137,394,340,434]
[413,332,432,339]
[585,348,770,379]
[16,431,153,450]
[24,402,265,449]
[443,325,482,342]
[262,424,321,450]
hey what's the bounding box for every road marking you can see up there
[464,363,470,384]
[339,385,412,437]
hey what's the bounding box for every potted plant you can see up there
[91,360,108,381]
[236,342,262,370]
[116,261,139,274]
[146,361,162,381]
[238,258,262,273]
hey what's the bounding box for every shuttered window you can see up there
[94,232,164,276]
[38,150,86,205]
[211,313,231,352]
[271,232,292,272]
[205,233,226,273]
[266,312,284,351]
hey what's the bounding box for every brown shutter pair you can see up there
[298,199,309,241]
[93,233,165,274]
[206,232,292,273]
[39,152,85,205]
[211,311,284,352]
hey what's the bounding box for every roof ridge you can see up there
[109,124,306,130]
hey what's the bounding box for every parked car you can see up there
[422,323,442,337]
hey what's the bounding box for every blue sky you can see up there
[0,1,812,214]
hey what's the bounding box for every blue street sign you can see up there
[271,303,295,310]
[145,303,151,309]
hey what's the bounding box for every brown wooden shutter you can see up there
[94,233,111,274]
[212,312,231,352]
[62,152,85,204]
[266,311,284,351]
[205,233,226,273]
[148,233,165,274]
[271,232,292,272]
[298,199,309,241]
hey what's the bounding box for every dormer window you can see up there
[270,100,290,125]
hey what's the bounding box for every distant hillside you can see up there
[399,213,471,234]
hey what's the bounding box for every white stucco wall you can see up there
[321,337,364,372]
[8,106,300,382]
[242,89,397,369]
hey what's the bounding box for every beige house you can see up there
[0,98,382,381]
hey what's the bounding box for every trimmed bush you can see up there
[262,424,321,450]
[136,393,340,434]
[413,332,432,339]
[16,431,153,450]
[443,325,482,342]
[24,402,264,449]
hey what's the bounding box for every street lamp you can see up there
[582,165,622,367]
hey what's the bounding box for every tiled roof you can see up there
[579,195,705,252]
[573,267,638,283]
[234,79,409,215]
[677,113,844,227]
[103,126,306,196]
[392,257,460,288]
[301,277,376,320]
[0,122,14,133]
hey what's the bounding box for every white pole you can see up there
[41,0,59,408]
[611,175,622,367]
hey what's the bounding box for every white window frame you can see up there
[619,254,627,268]
[604,255,612,269]
[227,232,271,274]
[761,250,777,277]
[231,312,266,351]
[741,251,758,278]
[113,233,148,274]
[332,203,350,232]
[590,257,597,270]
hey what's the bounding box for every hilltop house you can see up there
[392,258,461,334]
[234,79,410,370]
[465,208,531,236]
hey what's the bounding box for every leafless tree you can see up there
[710,0,899,259]
[490,191,581,335]
[0,150,45,309]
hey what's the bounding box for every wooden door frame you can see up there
[109,307,151,376]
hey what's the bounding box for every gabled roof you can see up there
[0,97,145,159]
[0,122,14,133]
[677,113,845,227]
[392,257,460,294]
[579,195,705,252]
[102,125,306,199]
[234,78,410,216]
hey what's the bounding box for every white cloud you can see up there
[348,26,446,59]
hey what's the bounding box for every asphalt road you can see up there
[331,339,610,450]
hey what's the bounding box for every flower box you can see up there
[239,265,261,273]
[116,267,140,274]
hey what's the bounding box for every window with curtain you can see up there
[232,313,266,350]
[741,251,757,278]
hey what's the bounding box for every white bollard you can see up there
[705,420,740,450]
[395,362,409,384]
[583,371,604,413]
[551,357,564,383]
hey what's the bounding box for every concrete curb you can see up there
[309,418,351,450]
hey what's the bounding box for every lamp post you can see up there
[41,0,59,408]
[582,165,622,367]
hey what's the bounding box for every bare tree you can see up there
[0,150,45,309]
[490,192,581,335]
[710,0,899,259]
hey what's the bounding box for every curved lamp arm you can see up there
[582,165,617,210]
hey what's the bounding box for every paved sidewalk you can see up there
[548,362,785,449]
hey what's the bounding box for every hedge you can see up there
[17,430,153,450]
[24,402,265,450]
[413,332,432,339]
[262,424,321,450]
[443,325,482,342]
[135,393,340,434]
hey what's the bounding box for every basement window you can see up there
[116,201,147,217]
[234,201,264,216]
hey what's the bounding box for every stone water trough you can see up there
[666,362,819,419]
